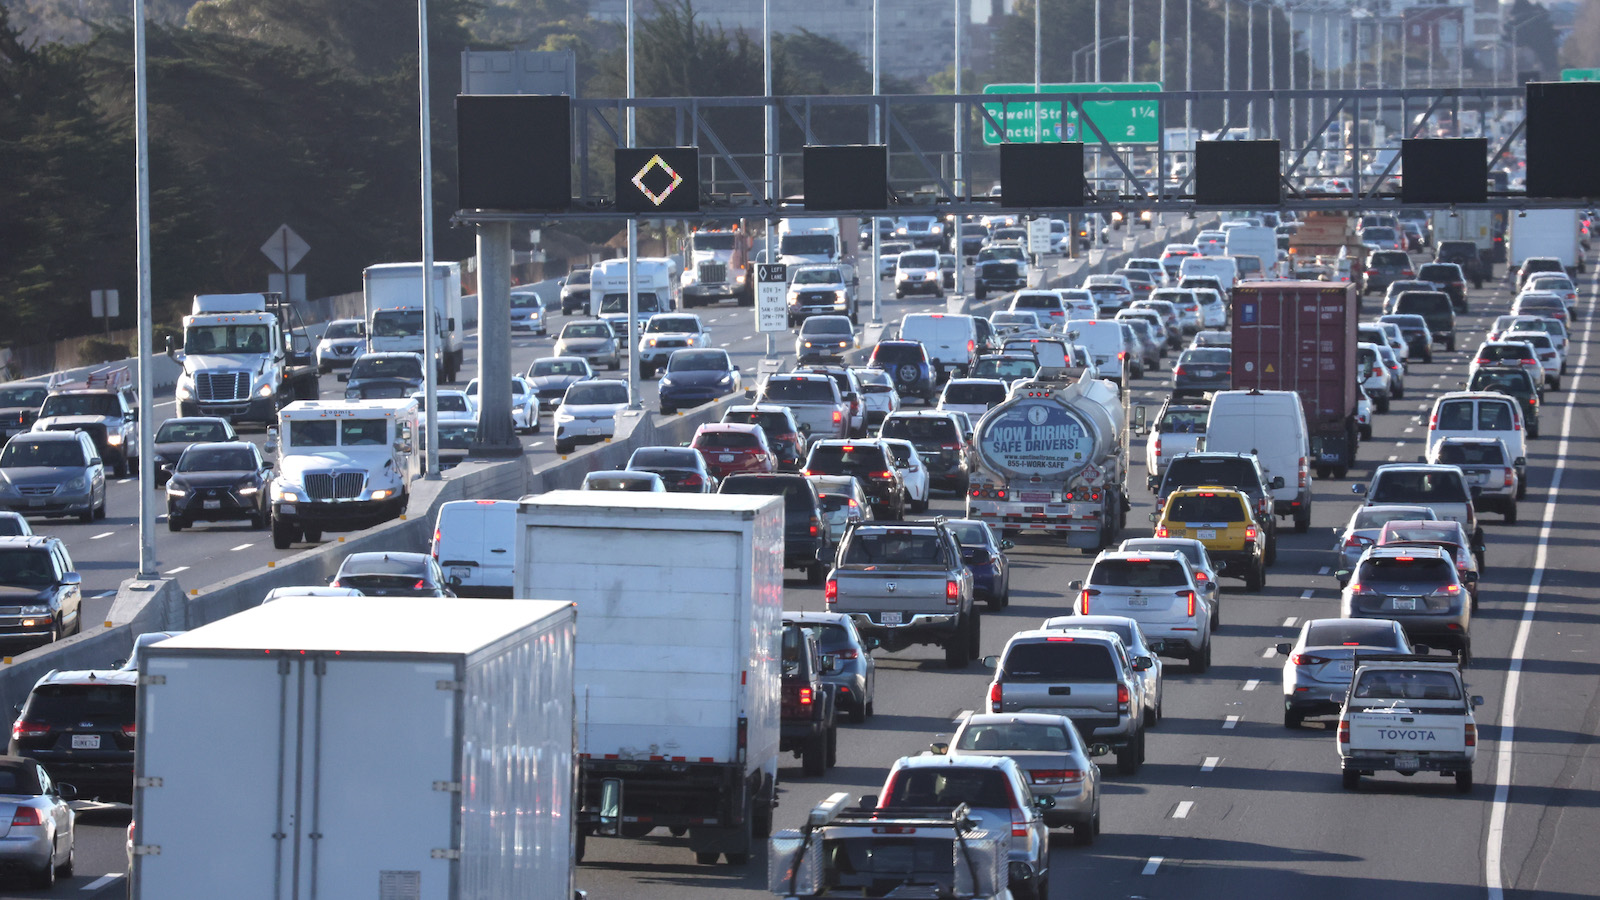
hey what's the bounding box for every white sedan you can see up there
[465,376,541,434]
[880,437,930,513]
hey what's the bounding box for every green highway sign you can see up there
[982,83,1161,146]
[1561,68,1600,81]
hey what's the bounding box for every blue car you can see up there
[943,518,1011,609]
[657,348,742,415]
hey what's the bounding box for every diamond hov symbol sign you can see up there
[982,83,1161,146]
[615,147,699,214]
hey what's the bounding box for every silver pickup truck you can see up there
[826,521,977,669]
[983,627,1150,775]
[757,373,850,441]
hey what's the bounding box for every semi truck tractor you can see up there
[168,293,320,425]
[681,226,753,306]
[966,373,1128,550]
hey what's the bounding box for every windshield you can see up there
[324,320,362,340]
[156,421,229,443]
[693,233,736,250]
[1000,642,1115,681]
[510,293,542,309]
[1352,669,1462,701]
[945,522,991,547]
[0,439,84,468]
[287,418,389,448]
[1305,620,1401,647]
[177,447,255,472]
[668,351,729,373]
[695,430,762,450]
[185,323,270,354]
[600,293,665,314]
[567,270,591,285]
[646,317,699,333]
[530,359,587,377]
[39,394,116,418]
[721,476,815,512]
[898,252,938,268]
[425,394,470,413]
[1158,409,1208,433]
[881,417,959,445]
[1469,371,1535,393]
[562,323,611,340]
[436,424,476,449]
[973,357,1039,379]
[955,721,1073,752]
[371,309,424,338]
[0,387,47,409]
[351,356,422,380]
[1370,471,1465,503]
[564,382,628,405]
[802,319,852,336]
[0,549,56,587]
[780,234,835,256]
[942,382,1005,405]
[792,267,839,285]
[842,531,949,565]
[807,444,889,475]
[762,379,834,402]
[882,767,1017,810]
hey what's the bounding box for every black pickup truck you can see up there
[781,623,838,776]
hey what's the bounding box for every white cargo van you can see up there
[431,499,518,597]
[1225,225,1279,279]
[899,313,979,378]
[1204,390,1314,532]
[1067,320,1131,388]
[1179,256,1239,293]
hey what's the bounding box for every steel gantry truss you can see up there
[454,85,1587,226]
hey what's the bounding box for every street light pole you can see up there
[954,0,965,299]
[418,0,440,479]
[1184,0,1192,145]
[1096,0,1103,80]
[1247,0,1255,136]
[1127,0,1135,82]
[1223,0,1231,127]
[133,0,157,578]
[1159,0,1167,88]
[625,0,640,410]
[763,0,775,361]
[870,0,881,325]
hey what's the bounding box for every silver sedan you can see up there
[934,713,1106,844]
[1333,504,1438,580]
[0,757,75,888]
[1275,617,1414,728]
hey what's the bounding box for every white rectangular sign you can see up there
[1027,217,1052,256]
[756,263,788,333]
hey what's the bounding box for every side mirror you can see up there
[1088,743,1112,758]
[1331,690,1348,706]
[1335,569,1351,583]
[596,778,623,837]
[59,572,81,587]
[858,794,879,809]
[999,539,1015,550]
[1471,695,1485,707]
[1271,476,1286,489]
[733,364,741,372]
[929,741,950,755]
[1067,580,1083,592]
[820,654,838,674]
[1133,405,1148,433]
[337,373,349,383]
[1351,484,1368,495]
[56,784,76,802]
[1133,655,1153,671]
[447,317,456,331]
[89,458,102,467]
[1148,511,1159,523]
[981,655,1000,669]
[111,658,127,669]
[1034,795,1056,810]
[1514,456,1526,468]
[863,636,881,651]
[1274,642,1292,656]
[1413,643,1432,655]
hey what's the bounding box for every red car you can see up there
[691,423,777,479]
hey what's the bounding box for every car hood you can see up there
[528,374,583,391]
[0,585,53,603]
[661,369,732,387]
[0,466,80,485]
[559,403,627,419]
[279,451,385,480]
[317,337,364,350]
[169,469,254,488]
[557,337,611,350]
[35,414,112,429]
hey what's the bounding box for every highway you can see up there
[27,228,1599,900]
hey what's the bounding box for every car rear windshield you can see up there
[1435,442,1507,465]
[943,383,1006,404]
[1370,471,1466,503]
[1468,371,1535,393]
[1180,349,1230,366]
[1418,265,1459,281]
[1305,620,1400,647]
[696,430,762,450]
[0,386,47,408]
[1163,457,1258,490]
[340,555,426,577]
[1158,409,1208,433]
[351,356,422,379]
[807,444,890,474]
[1089,558,1190,587]
[721,476,814,513]
[629,448,698,468]
[955,721,1072,752]
[1371,250,1408,265]
[586,476,657,491]
[872,343,925,366]
[1352,669,1461,701]
[973,357,1039,379]
[1166,494,1247,521]
[796,622,855,656]
[24,684,135,723]
[763,378,834,402]
[1359,556,1454,583]
[881,417,960,444]
[1012,295,1060,310]
[842,530,949,565]
[1396,294,1452,316]
[1478,344,1533,363]
[1000,641,1116,681]
[1352,507,1430,529]
[882,767,1016,809]
[39,394,117,417]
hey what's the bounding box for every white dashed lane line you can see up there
[1261,647,1276,658]
[230,543,253,552]
[82,874,123,891]
[1201,757,1220,772]
[1281,616,1297,627]
[1300,589,1315,600]
[1172,801,1193,819]
[166,566,189,575]
[1223,715,1241,729]
[1142,857,1165,875]
[90,532,113,540]
[1318,566,1330,575]
[1243,679,1260,691]
[92,591,116,600]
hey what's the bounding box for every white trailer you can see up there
[1509,209,1585,276]
[516,491,784,866]
[131,597,578,900]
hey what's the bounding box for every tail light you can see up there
[1182,590,1197,617]
[1339,719,1351,743]
[1244,526,1258,543]
[10,721,48,740]
[1402,269,1414,277]
[1430,411,1439,427]
[682,473,702,488]
[989,681,1002,711]
[968,339,976,355]
[1154,525,1169,538]
[1116,684,1130,712]
[1432,584,1461,596]
[1474,358,1489,365]
[872,470,895,481]
[832,410,842,424]
[1118,351,1128,360]
[833,648,859,660]
[122,723,137,737]
[1173,366,1185,376]
[1505,468,1515,487]
[10,807,42,827]
[1522,359,1539,366]
[431,528,441,559]
[413,579,428,590]
[1291,653,1329,666]
[1465,723,1477,747]
[1079,587,1099,613]
[1345,534,1373,548]
[946,580,960,604]
[1029,769,1084,785]
[824,579,838,603]
[798,687,813,706]
[1194,571,1209,583]
[1298,456,1308,488]
[1154,437,1162,456]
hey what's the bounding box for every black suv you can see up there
[341,352,425,399]
[1416,262,1468,312]
[718,473,833,583]
[803,440,905,520]
[868,341,937,404]
[1435,240,1486,288]
[1392,291,1457,351]
[780,624,838,776]
[0,536,83,646]
[879,411,972,492]
[1155,452,1283,565]
[1362,250,1414,295]
[10,669,136,802]
[165,441,275,531]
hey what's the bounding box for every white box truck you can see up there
[131,597,579,900]
[1509,209,1585,277]
[516,491,783,866]
[364,262,465,382]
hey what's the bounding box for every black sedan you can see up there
[330,551,455,597]
[165,442,273,531]
[944,518,1011,609]
[341,352,425,400]
[1172,347,1233,397]
[658,349,741,415]
[626,445,719,492]
[151,416,238,487]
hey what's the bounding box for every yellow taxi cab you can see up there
[1153,485,1266,592]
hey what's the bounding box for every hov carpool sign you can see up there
[982,83,1161,146]
[756,264,788,333]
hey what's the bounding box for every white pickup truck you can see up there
[1336,654,1483,792]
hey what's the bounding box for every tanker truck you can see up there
[966,373,1128,550]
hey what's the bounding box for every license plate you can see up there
[1025,506,1045,514]
[203,500,222,509]
[71,734,100,750]
[1197,529,1217,540]
[1471,472,1487,484]
[880,611,903,625]
[1337,660,1354,673]
[451,567,471,581]
[1021,492,1052,502]
[1127,597,1149,607]
[719,454,736,463]
[27,498,43,508]
[1393,598,1417,611]
[279,503,296,515]
[1395,753,1420,771]
[586,425,607,435]
[1194,369,1213,377]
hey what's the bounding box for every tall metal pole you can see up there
[133,0,156,578]
[1288,8,1296,145]
[1127,0,1135,81]
[1035,0,1043,140]
[763,0,777,360]
[1247,1,1255,135]
[954,0,966,298]
[625,0,640,409]
[1223,0,1231,128]
[1265,3,1274,138]
[1095,0,1103,80]
[870,0,881,325]
[1184,0,1192,148]
[418,0,440,478]
[1159,0,1167,87]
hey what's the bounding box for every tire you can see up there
[252,511,270,530]
[79,505,95,524]
[1447,338,1456,352]
[1530,424,1540,439]
[806,561,825,586]
[54,842,73,879]
[1284,707,1303,729]
[1551,376,1562,391]
[1293,506,1311,534]
[695,851,720,865]
[826,723,839,768]
[752,777,775,837]
[1074,816,1096,845]
[968,608,982,660]
[1376,395,1390,414]
[1265,532,1278,567]
[945,617,970,668]
[1455,769,1473,793]
[1359,425,1372,440]
[1144,705,1158,728]
[167,516,184,532]
[802,728,827,776]
[1342,770,1361,790]
[725,852,750,866]
[272,518,298,550]
[1505,503,1518,524]
[303,528,322,543]
[608,359,620,372]
[33,850,54,889]
[659,405,675,416]
[849,693,868,724]
[556,440,574,454]
[1245,562,1263,593]
[1191,641,1211,674]
[114,456,128,479]
[1116,733,1143,775]
[94,490,106,520]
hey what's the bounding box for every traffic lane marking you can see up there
[82,874,124,891]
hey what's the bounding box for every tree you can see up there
[1504,0,1558,79]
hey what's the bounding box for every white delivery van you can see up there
[1225,225,1279,278]
[1067,320,1131,388]
[431,499,518,597]
[1204,389,1314,532]
[899,313,979,378]
[1509,208,1584,276]
[1179,255,1239,293]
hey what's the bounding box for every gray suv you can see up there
[0,431,106,523]
[0,535,84,646]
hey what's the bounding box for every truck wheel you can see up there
[802,729,827,776]
[695,851,720,865]
[1265,532,1278,566]
[1342,770,1361,791]
[167,516,184,533]
[556,440,574,454]
[271,518,299,550]
[1455,769,1474,793]
[968,608,982,660]
[806,560,825,586]
[1245,563,1262,593]
[945,618,971,669]
[303,528,323,543]
[1116,736,1143,775]
[752,777,775,837]
[574,831,586,864]
[114,455,129,479]
[128,454,139,476]
[1293,506,1311,534]
[1506,502,1518,523]
[1284,708,1303,729]
[826,723,838,768]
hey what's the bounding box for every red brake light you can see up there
[1291,653,1329,666]
[1154,525,1169,538]
[946,580,960,603]
[824,579,838,602]
[1194,571,1208,582]
[1339,720,1351,743]
[1245,526,1258,542]
[1029,768,1083,785]
[1465,723,1476,747]
[10,807,42,827]
[122,723,137,737]
[414,579,428,589]
[990,682,1002,711]
[1185,590,1197,617]
[833,410,843,423]
[798,687,813,706]
[1116,684,1130,711]
[10,721,47,741]
[431,528,440,559]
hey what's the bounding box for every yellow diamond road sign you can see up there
[632,154,683,207]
